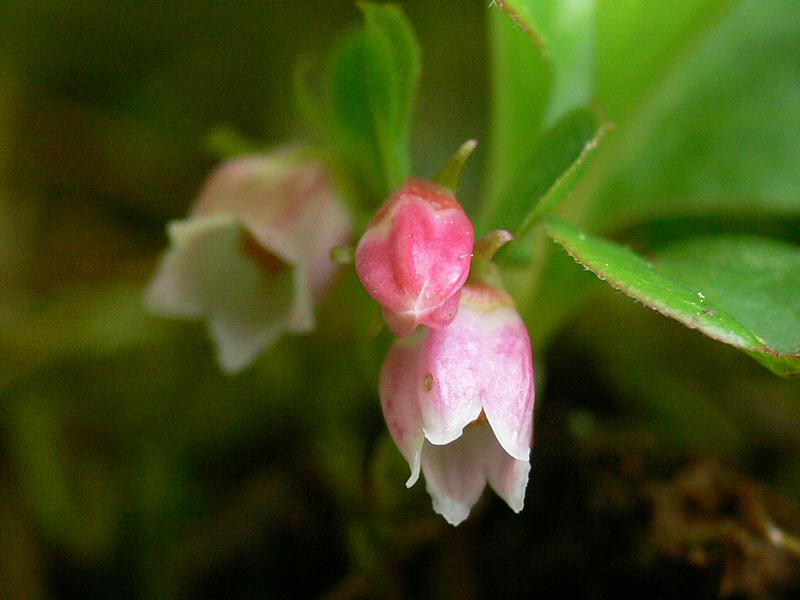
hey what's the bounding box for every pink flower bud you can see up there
[355,178,474,337]
[379,284,534,525]
[145,152,351,372]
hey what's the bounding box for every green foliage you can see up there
[486,0,799,380]
[296,2,420,208]
[594,0,732,119]
[656,235,800,358]
[547,220,800,376]
[484,0,598,231]
[484,7,550,208]
[492,0,595,122]
[481,108,607,237]
[589,0,800,229]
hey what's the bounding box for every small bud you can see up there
[145,152,351,372]
[379,283,535,525]
[355,178,474,337]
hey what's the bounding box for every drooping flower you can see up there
[145,151,351,372]
[379,283,534,525]
[355,178,474,337]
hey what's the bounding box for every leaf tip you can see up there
[434,139,479,193]
[490,0,549,58]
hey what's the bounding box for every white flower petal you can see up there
[209,316,282,373]
[420,425,495,526]
[485,434,531,514]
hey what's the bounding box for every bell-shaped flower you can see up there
[355,178,474,337]
[145,152,351,372]
[379,283,534,525]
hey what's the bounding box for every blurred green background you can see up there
[1,0,799,598]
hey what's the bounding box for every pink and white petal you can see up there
[246,160,341,265]
[416,206,473,304]
[355,178,473,325]
[381,307,420,338]
[420,425,494,526]
[389,180,473,304]
[480,310,534,462]
[355,233,407,313]
[485,433,531,514]
[379,335,426,487]
[389,198,438,300]
[191,155,291,219]
[420,290,461,330]
[418,309,484,446]
[380,287,462,337]
[390,202,472,312]
[148,154,351,372]
[193,155,346,269]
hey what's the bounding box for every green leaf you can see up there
[491,0,595,123]
[297,3,420,206]
[546,220,800,376]
[595,0,732,120]
[484,7,551,209]
[360,3,418,134]
[655,235,800,357]
[481,108,606,236]
[590,0,800,229]
[485,0,597,217]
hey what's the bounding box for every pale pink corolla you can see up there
[355,178,474,337]
[379,284,534,525]
[145,152,351,372]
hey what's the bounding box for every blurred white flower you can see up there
[145,152,351,372]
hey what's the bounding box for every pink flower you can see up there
[355,178,474,337]
[145,152,351,372]
[379,283,534,525]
